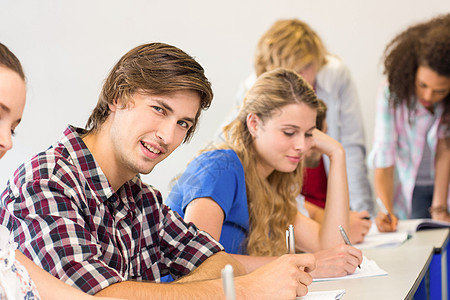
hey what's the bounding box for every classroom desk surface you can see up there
[308,243,435,299]
[306,223,450,299]
[404,227,449,253]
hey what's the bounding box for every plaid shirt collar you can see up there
[59,125,137,212]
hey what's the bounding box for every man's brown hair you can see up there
[85,42,213,142]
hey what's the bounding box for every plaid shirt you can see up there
[0,126,223,295]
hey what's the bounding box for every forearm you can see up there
[230,254,276,273]
[96,254,315,300]
[320,148,349,249]
[16,251,94,300]
[177,251,246,283]
[431,139,450,216]
[374,166,395,212]
[304,201,325,224]
[95,278,226,300]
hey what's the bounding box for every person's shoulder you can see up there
[183,149,243,179]
[317,55,350,79]
[316,55,353,94]
[9,141,78,189]
[197,149,240,164]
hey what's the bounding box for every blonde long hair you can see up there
[221,68,319,256]
[254,19,328,76]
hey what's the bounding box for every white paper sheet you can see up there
[297,289,345,300]
[355,223,409,249]
[312,256,388,282]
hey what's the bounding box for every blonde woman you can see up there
[216,18,373,240]
[167,68,362,278]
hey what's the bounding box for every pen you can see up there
[338,225,361,269]
[286,224,295,254]
[221,264,236,300]
[376,197,393,223]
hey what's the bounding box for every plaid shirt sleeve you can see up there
[2,163,123,295]
[368,83,397,169]
[137,183,224,280]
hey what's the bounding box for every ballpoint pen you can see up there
[376,197,393,223]
[221,264,236,300]
[286,224,295,254]
[338,225,361,269]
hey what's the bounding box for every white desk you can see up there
[307,226,450,299]
[308,244,434,299]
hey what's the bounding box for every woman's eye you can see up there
[418,82,427,89]
[283,131,295,136]
[305,132,313,138]
[434,89,449,95]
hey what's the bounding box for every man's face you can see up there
[108,90,200,180]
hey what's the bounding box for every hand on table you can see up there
[237,253,315,299]
[375,211,398,232]
[310,244,362,278]
[349,210,372,244]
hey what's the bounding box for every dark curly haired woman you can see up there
[368,13,450,232]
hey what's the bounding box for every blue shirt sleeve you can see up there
[166,150,243,218]
[166,149,249,254]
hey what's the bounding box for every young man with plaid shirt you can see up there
[0,42,315,299]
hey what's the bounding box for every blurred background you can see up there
[1,0,449,198]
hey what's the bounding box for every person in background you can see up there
[0,42,121,300]
[216,19,374,218]
[299,99,371,243]
[1,42,316,299]
[369,13,450,232]
[167,68,362,279]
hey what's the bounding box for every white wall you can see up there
[1,0,449,198]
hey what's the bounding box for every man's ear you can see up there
[246,113,260,138]
[108,99,119,112]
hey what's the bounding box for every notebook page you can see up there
[313,256,387,282]
[296,289,345,300]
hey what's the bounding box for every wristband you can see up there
[428,205,449,214]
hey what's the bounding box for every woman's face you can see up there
[0,66,26,159]
[250,102,317,179]
[415,65,450,111]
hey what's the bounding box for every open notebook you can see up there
[355,219,450,250]
[398,218,450,233]
[355,225,408,250]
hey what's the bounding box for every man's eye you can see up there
[178,120,188,129]
[152,106,164,113]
